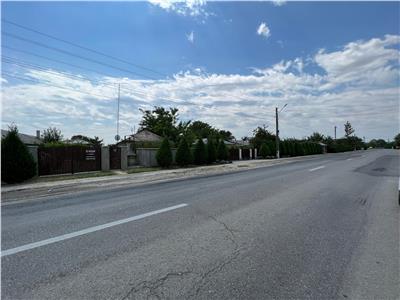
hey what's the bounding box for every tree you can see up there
[259,143,269,159]
[217,140,228,161]
[175,138,192,167]
[207,138,217,164]
[250,125,275,149]
[1,125,36,183]
[344,121,355,138]
[71,135,103,146]
[156,137,173,168]
[193,138,207,165]
[42,127,63,143]
[394,133,400,148]
[308,132,325,143]
[139,106,187,143]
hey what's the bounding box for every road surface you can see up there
[2,149,399,299]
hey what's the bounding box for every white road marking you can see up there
[309,165,326,172]
[1,203,188,257]
[346,158,353,161]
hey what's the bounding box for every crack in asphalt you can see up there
[121,214,241,299]
[120,271,192,300]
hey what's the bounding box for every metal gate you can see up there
[38,146,101,176]
[109,146,121,169]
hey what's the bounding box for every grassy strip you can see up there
[34,171,115,182]
[127,167,162,174]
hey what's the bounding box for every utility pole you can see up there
[115,83,121,142]
[275,107,280,159]
[334,126,337,140]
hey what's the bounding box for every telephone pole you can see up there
[275,104,287,159]
[334,126,337,140]
[115,83,121,142]
[275,107,280,159]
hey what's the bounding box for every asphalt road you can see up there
[2,149,399,299]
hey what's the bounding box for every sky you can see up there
[1,0,399,144]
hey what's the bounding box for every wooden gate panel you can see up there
[109,146,121,170]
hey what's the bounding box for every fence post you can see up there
[119,145,128,170]
[101,146,110,171]
[254,148,258,159]
[239,148,242,160]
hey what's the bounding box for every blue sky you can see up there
[2,1,399,143]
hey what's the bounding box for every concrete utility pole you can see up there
[275,107,280,159]
[275,104,287,159]
[334,126,337,140]
[115,83,121,142]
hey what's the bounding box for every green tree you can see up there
[207,138,217,164]
[1,125,36,183]
[394,133,400,148]
[308,132,325,143]
[70,135,103,146]
[42,127,63,143]
[250,125,275,149]
[156,137,172,168]
[175,138,192,167]
[139,106,189,143]
[193,139,207,165]
[217,140,228,161]
[344,121,355,138]
[259,143,269,159]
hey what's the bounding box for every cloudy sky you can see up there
[1,1,399,143]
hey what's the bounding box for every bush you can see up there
[207,138,217,164]
[259,143,269,159]
[1,126,37,183]
[175,138,192,166]
[156,137,173,168]
[217,140,228,161]
[193,139,207,165]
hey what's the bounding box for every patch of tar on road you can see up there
[354,155,399,177]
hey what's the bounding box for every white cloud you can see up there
[148,0,211,18]
[257,22,271,38]
[187,31,194,43]
[2,35,399,143]
[271,0,286,6]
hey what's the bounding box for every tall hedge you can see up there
[156,137,172,168]
[217,140,228,161]
[259,143,269,159]
[175,138,191,166]
[193,138,207,165]
[1,126,37,183]
[207,138,217,164]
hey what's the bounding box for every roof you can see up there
[120,129,162,143]
[1,129,42,145]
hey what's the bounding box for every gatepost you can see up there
[101,146,110,171]
[119,145,128,170]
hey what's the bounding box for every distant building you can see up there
[1,129,42,145]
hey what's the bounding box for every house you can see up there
[117,129,166,167]
[1,129,42,145]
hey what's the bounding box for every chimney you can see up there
[36,130,40,139]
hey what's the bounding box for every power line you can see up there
[2,71,115,100]
[2,19,168,78]
[3,31,159,80]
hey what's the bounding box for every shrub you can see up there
[175,138,191,166]
[193,138,207,165]
[217,140,228,161]
[156,137,172,168]
[207,138,217,164]
[1,125,37,183]
[259,143,269,159]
